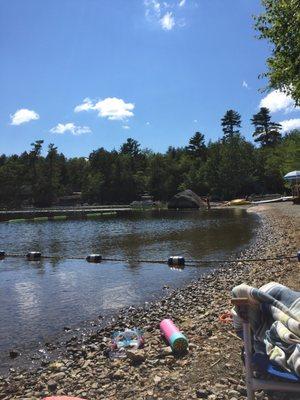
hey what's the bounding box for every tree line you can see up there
[0,107,299,208]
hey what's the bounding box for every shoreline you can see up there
[0,203,299,400]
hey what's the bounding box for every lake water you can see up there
[0,209,259,369]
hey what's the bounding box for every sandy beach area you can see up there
[0,202,299,400]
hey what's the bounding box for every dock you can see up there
[0,206,132,222]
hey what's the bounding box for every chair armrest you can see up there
[231,297,251,306]
[231,297,250,322]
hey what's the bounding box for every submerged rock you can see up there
[9,350,19,359]
[167,189,206,209]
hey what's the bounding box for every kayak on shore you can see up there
[228,199,251,206]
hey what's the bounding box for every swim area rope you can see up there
[1,251,299,267]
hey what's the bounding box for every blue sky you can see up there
[1,0,300,157]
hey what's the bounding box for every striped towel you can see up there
[232,282,300,376]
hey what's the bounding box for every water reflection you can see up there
[14,281,41,319]
[0,209,258,365]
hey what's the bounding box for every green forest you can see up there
[1,107,299,208]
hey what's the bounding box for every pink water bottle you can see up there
[160,319,188,353]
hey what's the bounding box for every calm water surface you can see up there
[0,209,259,367]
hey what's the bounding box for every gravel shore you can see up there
[0,203,299,400]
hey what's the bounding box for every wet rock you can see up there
[9,350,19,359]
[63,326,71,332]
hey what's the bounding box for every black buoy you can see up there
[86,254,102,263]
[297,251,300,262]
[0,251,5,259]
[168,256,185,267]
[26,251,42,261]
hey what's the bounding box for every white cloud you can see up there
[73,97,93,112]
[74,97,135,121]
[146,121,151,125]
[193,119,198,123]
[260,90,299,113]
[145,0,161,18]
[50,123,91,136]
[122,125,130,130]
[10,108,39,125]
[160,12,175,30]
[279,118,300,133]
[144,1,183,31]
[242,80,248,89]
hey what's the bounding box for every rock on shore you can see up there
[0,203,299,400]
[167,190,207,209]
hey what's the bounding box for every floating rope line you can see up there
[1,251,299,266]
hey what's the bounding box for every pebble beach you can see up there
[0,202,299,400]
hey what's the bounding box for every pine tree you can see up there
[120,138,141,157]
[251,107,282,147]
[221,110,241,139]
[29,139,44,181]
[186,132,207,160]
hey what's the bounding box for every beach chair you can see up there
[232,298,300,400]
